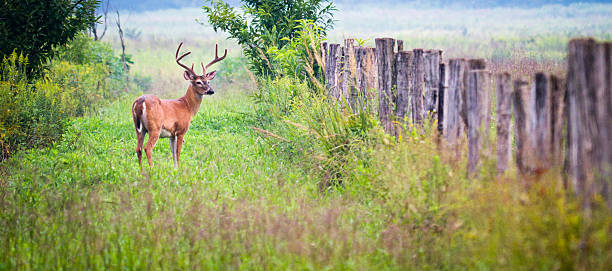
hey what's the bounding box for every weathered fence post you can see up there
[466,70,491,177]
[566,38,611,208]
[325,44,340,99]
[513,79,534,175]
[550,76,565,166]
[496,73,512,175]
[424,50,442,121]
[533,72,555,171]
[354,46,367,111]
[336,45,346,104]
[443,59,467,147]
[376,38,396,133]
[468,59,486,70]
[343,39,356,108]
[410,49,425,125]
[603,42,612,208]
[395,51,413,126]
[397,40,404,53]
[437,63,446,132]
[364,47,378,93]
[321,42,328,72]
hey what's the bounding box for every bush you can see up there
[0,0,99,76]
[267,20,326,92]
[0,35,132,160]
[0,53,66,159]
[202,0,335,76]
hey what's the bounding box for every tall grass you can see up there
[2,76,609,269]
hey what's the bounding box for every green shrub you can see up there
[0,0,99,76]
[0,35,134,160]
[267,20,326,92]
[0,53,66,159]
[202,0,335,76]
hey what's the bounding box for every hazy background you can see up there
[97,0,612,95]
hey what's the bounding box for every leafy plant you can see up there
[202,0,335,76]
[0,34,132,160]
[0,0,100,76]
[267,20,326,92]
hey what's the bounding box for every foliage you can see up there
[267,20,326,92]
[0,53,63,158]
[0,0,100,76]
[202,0,335,76]
[0,35,132,160]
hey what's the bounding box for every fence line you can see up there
[321,37,611,208]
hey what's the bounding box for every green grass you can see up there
[1,76,610,270]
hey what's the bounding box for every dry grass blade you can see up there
[249,126,291,142]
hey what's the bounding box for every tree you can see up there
[0,0,99,76]
[202,0,335,76]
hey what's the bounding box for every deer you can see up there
[131,42,227,169]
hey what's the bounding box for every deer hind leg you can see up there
[136,131,146,168]
[169,136,178,168]
[144,129,160,168]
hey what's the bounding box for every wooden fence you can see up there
[321,37,611,208]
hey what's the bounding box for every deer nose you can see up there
[206,88,214,95]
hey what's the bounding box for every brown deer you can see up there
[131,42,227,168]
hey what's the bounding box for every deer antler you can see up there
[203,44,228,73]
[175,42,196,76]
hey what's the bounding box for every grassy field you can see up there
[1,2,611,270]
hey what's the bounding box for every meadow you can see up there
[1,2,611,270]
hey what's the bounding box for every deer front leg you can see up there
[169,136,178,168]
[175,134,185,168]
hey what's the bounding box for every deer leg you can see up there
[136,131,146,168]
[175,134,185,168]
[144,130,160,168]
[169,136,178,168]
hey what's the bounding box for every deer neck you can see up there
[181,85,204,117]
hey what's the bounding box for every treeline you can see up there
[106,0,609,12]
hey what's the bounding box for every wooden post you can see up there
[443,59,467,146]
[325,44,340,98]
[344,39,356,109]
[354,46,366,111]
[602,42,612,207]
[364,47,378,93]
[513,79,534,175]
[424,50,442,120]
[376,38,396,133]
[462,59,487,129]
[321,42,328,73]
[336,46,346,104]
[566,38,611,208]
[397,40,404,52]
[466,70,491,177]
[410,49,425,125]
[533,73,554,171]
[437,63,446,132]
[468,59,486,70]
[550,76,565,166]
[395,51,413,124]
[496,73,512,175]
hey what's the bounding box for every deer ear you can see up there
[206,70,217,80]
[183,71,193,81]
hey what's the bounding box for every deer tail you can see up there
[132,97,145,133]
